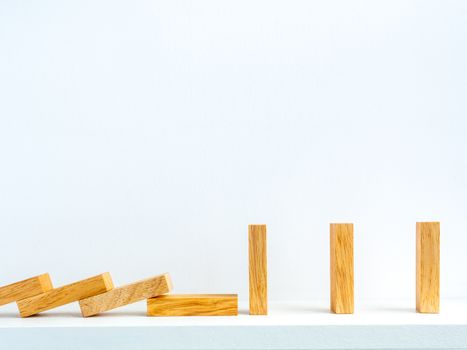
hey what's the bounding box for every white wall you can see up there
[1,0,466,302]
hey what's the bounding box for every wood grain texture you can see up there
[147,294,238,316]
[416,222,440,313]
[330,223,354,314]
[17,273,113,317]
[79,273,172,317]
[249,224,267,315]
[0,274,53,307]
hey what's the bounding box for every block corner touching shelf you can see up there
[1,300,467,350]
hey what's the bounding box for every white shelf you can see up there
[1,300,467,349]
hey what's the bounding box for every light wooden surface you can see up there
[330,223,354,314]
[249,224,267,315]
[416,222,440,313]
[147,294,238,316]
[0,274,52,307]
[17,273,113,317]
[79,273,172,317]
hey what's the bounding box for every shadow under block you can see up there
[416,222,440,313]
[147,294,238,316]
[0,274,53,307]
[17,273,113,317]
[249,224,268,315]
[330,223,354,314]
[79,273,172,317]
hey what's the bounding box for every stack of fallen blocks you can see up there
[0,272,239,317]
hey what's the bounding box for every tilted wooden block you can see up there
[416,222,440,313]
[0,274,53,307]
[79,273,172,317]
[17,273,113,317]
[330,223,354,314]
[249,224,267,315]
[147,294,238,316]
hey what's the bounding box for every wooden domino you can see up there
[147,294,238,316]
[17,273,113,317]
[0,274,53,307]
[249,224,267,315]
[330,223,354,314]
[79,273,172,317]
[416,222,440,313]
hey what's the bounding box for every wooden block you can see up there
[249,224,267,315]
[416,222,440,313]
[147,294,238,316]
[17,273,113,317]
[0,274,53,307]
[79,273,172,317]
[330,223,354,314]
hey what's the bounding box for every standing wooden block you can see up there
[249,224,267,315]
[0,274,53,307]
[17,273,113,317]
[79,273,172,317]
[330,223,354,314]
[147,294,238,316]
[416,222,440,313]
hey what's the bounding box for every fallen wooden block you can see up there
[79,273,172,317]
[416,221,440,313]
[147,294,238,316]
[17,273,113,317]
[0,274,53,307]
[249,224,267,315]
[330,223,354,314]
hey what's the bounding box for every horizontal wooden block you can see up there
[0,274,53,307]
[17,273,113,317]
[79,273,172,317]
[147,294,238,316]
[416,222,440,313]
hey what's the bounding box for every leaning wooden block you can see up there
[330,223,354,314]
[79,273,172,317]
[17,273,113,317]
[0,274,53,307]
[249,224,267,315]
[416,222,440,313]
[147,294,238,316]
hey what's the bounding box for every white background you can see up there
[0,1,466,303]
